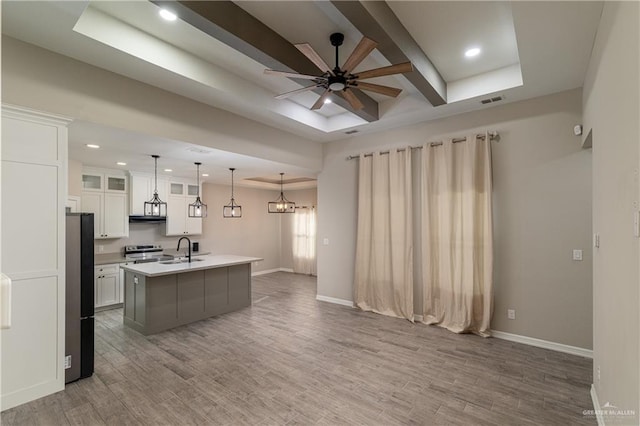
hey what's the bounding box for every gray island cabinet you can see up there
[120,255,262,335]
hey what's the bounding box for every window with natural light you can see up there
[292,207,317,275]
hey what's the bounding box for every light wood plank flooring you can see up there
[1,272,594,425]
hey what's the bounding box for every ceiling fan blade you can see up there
[311,89,331,110]
[295,43,333,75]
[354,62,414,80]
[341,88,365,110]
[341,36,378,73]
[275,85,322,100]
[264,69,322,81]
[351,82,402,97]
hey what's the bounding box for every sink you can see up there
[159,258,204,265]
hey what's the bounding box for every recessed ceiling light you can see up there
[116,162,127,166]
[159,9,177,21]
[324,98,332,104]
[202,173,209,177]
[86,144,100,149]
[164,168,173,172]
[465,47,481,58]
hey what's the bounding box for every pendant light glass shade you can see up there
[188,162,207,218]
[268,173,295,213]
[144,155,167,217]
[223,168,242,218]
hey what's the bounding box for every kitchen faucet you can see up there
[177,237,192,263]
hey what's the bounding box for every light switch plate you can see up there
[573,249,583,261]
[323,238,329,246]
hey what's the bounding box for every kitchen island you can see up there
[120,255,262,335]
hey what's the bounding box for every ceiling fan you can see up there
[264,32,413,111]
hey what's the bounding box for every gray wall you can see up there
[582,1,639,420]
[318,88,593,349]
[200,184,284,273]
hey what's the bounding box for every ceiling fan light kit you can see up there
[265,32,414,111]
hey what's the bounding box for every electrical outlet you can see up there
[64,355,71,369]
[507,309,516,320]
[323,238,329,246]
[597,365,601,382]
[572,249,583,261]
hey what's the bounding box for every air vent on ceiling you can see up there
[480,95,504,105]
[345,130,359,134]
[186,147,211,154]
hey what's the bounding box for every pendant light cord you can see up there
[196,163,200,197]
[153,155,159,194]
[280,172,284,196]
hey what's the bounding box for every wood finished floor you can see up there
[2,272,594,425]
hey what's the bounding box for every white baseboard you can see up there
[591,384,605,426]
[492,330,593,358]
[252,268,294,277]
[316,295,354,307]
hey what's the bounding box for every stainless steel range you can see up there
[123,244,172,264]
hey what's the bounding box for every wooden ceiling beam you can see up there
[151,0,379,122]
[330,1,447,106]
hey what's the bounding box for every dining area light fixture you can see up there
[268,173,295,213]
[144,155,167,217]
[223,168,242,218]
[188,162,207,218]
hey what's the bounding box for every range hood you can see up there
[129,215,166,223]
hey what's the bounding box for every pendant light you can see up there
[223,168,242,218]
[268,172,295,213]
[188,162,207,218]
[144,155,167,217]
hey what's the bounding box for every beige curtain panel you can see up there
[292,207,317,276]
[420,134,493,336]
[354,150,414,321]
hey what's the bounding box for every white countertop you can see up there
[119,254,263,277]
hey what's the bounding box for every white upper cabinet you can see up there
[81,168,128,239]
[165,180,202,236]
[81,172,126,194]
[129,172,167,215]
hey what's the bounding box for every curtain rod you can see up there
[295,205,315,209]
[345,131,499,160]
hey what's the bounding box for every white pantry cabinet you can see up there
[95,264,120,308]
[165,180,202,236]
[81,169,128,239]
[1,105,71,410]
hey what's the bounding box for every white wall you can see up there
[318,88,593,349]
[582,2,639,421]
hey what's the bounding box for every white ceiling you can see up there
[1,0,603,184]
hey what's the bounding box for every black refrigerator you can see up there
[65,213,95,383]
